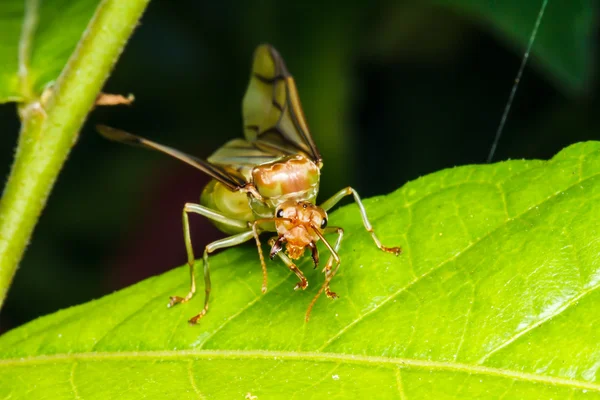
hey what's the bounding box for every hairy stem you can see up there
[0,0,150,308]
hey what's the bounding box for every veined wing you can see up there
[96,125,247,191]
[242,44,323,167]
[208,138,280,180]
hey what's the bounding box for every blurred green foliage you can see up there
[0,0,596,330]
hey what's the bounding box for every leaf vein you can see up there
[453,282,475,361]
[70,361,81,400]
[92,281,186,351]
[477,278,600,364]
[196,270,295,349]
[2,350,599,392]
[187,359,206,399]
[395,367,407,400]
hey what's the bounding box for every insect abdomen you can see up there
[200,180,253,234]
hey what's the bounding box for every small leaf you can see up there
[0,0,100,103]
[1,142,600,398]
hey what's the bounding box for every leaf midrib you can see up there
[1,349,599,392]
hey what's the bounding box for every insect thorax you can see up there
[249,154,321,218]
[199,154,321,234]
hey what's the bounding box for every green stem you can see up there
[0,0,150,308]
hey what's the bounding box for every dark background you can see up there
[0,0,597,330]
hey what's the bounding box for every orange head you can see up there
[270,200,328,261]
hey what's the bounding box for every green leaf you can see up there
[0,0,100,103]
[436,0,595,93]
[2,142,600,398]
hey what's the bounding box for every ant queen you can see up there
[98,45,401,324]
[99,0,548,325]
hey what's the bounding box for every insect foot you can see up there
[188,309,208,325]
[325,287,338,299]
[382,245,402,256]
[294,278,308,291]
[167,295,189,308]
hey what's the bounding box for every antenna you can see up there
[486,0,549,163]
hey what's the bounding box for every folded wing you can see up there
[242,44,322,168]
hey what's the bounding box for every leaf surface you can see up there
[0,0,100,103]
[2,142,600,398]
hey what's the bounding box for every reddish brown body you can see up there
[275,201,327,259]
[97,44,401,325]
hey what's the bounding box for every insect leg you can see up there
[251,221,270,294]
[251,216,311,293]
[321,226,344,272]
[306,226,344,322]
[188,230,256,325]
[319,187,401,255]
[267,239,309,291]
[169,203,248,315]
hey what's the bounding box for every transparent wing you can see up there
[242,44,322,167]
[208,138,280,180]
[97,125,248,191]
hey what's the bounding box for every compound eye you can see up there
[276,209,284,218]
[321,218,328,229]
